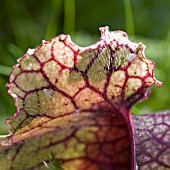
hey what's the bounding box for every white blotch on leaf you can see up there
[127,53,137,62]
[43,89,51,97]
[27,48,35,55]
[7,153,12,160]
[28,63,33,69]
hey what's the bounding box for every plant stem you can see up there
[64,0,75,36]
[124,0,135,37]
[0,65,12,76]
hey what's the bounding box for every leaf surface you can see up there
[0,27,169,170]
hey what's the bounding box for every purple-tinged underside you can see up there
[0,27,169,170]
[133,111,170,170]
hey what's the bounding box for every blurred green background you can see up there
[0,0,170,134]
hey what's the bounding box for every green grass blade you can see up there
[5,0,29,48]
[45,0,62,40]
[43,161,55,170]
[0,65,12,76]
[124,0,135,36]
[43,151,64,170]
[64,0,75,36]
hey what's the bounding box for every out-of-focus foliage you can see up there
[0,0,170,134]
